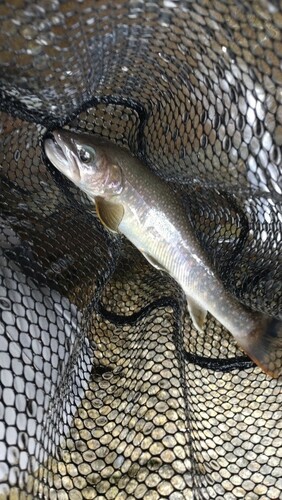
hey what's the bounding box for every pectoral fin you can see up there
[95,197,124,233]
[187,297,207,332]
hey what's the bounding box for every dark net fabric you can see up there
[0,1,282,498]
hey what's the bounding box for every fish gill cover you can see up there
[0,0,281,499]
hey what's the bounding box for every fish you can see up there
[44,129,282,377]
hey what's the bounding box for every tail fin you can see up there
[238,319,282,378]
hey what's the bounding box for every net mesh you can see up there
[0,1,282,498]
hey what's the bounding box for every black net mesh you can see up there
[0,1,282,498]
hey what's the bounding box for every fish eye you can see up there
[79,147,93,163]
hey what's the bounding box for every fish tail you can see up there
[238,318,282,378]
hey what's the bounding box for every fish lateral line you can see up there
[44,129,282,378]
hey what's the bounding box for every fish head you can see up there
[44,129,123,199]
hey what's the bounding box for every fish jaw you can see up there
[44,131,81,185]
[44,129,124,199]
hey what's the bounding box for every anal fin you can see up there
[187,297,207,332]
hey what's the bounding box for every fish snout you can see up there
[44,130,81,184]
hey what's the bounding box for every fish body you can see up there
[44,130,282,377]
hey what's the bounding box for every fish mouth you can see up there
[44,130,80,183]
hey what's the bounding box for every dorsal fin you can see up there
[95,197,124,233]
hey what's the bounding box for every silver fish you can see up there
[44,130,282,377]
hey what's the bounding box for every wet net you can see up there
[0,1,282,498]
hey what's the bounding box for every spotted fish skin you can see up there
[44,129,282,377]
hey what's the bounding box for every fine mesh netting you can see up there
[0,0,282,498]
